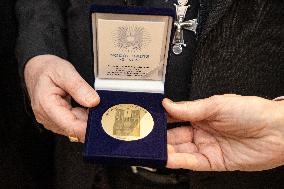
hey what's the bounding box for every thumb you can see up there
[54,63,100,107]
[162,98,216,122]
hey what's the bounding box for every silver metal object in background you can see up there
[172,0,197,55]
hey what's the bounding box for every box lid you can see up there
[91,5,174,94]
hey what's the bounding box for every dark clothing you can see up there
[0,0,54,188]
[193,0,284,99]
[16,0,284,189]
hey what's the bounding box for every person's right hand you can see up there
[24,55,99,142]
[163,95,284,171]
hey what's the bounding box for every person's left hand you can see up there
[163,95,284,171]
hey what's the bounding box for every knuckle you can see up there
[30,101,37,110]
[31,103,41,116]
[42,122,61,134]
[41,122,51,130]
[34,115,43,124]
[56,61,75,75]
[31,99,42,113]
[33,108,44,123]
[31,99,49,124]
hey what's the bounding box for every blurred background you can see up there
[0,1,54,188]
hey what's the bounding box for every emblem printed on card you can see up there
[96,17,166,80]
[113,25,151,53]
[101,104,154,141]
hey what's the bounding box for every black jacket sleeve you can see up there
[15,0,69,77]
[15,0,69,117]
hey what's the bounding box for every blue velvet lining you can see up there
[90,4,175,17]
[84,90,167,167]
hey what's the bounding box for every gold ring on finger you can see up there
[68,136,79,143]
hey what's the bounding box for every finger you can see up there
[166,101,191,123]
[167,152,211,171]
[42,120,67,137]
[167,126,194,145]
[162,98,216,122]
[167,115,180,123]
[53,62,100,108]
[43,94,87,142]
[71,107,88,122]
[32,77,71,124]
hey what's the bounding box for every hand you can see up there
[163,95,284,171]
[24,55,99,142]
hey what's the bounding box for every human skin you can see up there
[163,96,284,171]
[24,55,99,142]
[25,54,284,171]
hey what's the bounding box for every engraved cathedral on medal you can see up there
[113,109,140,137]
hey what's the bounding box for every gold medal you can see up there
[101,104,154,141]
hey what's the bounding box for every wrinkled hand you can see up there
[25,55,99,142]
[163,95,284,171]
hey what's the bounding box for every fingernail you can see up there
[163,98,174,104]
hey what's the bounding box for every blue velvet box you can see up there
[83,4,175,167]
[84,90,166,166]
